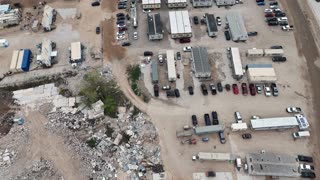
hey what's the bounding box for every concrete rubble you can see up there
[0,149,15,167]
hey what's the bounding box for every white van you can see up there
[293,131,310,139]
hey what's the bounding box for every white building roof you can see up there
[247,48,264,55]
[169,11,192,34]
[71,42,81,60]
[230,47,243,76]
[198,152,236,161]
[247,68,277,82]
[251,117,299,130]
[168,0,187,3]
[264,49,284,55]
[10,50,19,71]
[142,0,161,4]
[0,4,10,13]
[166,50,177,80]
[40,39,52,66]
[42,5,54,29]
[231,123,248,130]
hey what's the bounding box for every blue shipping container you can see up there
[21,49,31,72]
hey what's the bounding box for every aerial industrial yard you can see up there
[0,0,320,180]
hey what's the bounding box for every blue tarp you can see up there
[21,49,31,72]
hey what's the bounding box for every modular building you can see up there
[194,125,224,135]
[42,5,55,31]
[197,152,236,161]
[231,123,248,131]
[247,64,277,83]
[230,47,244,79]
[16,49,31,72]
[226,12,248,42]
[0,4,11,13]
[264,49,284,57]
[169,11,192,39]
[70,42,82,62]
[36,39,57,67]
[191,47,211,79]
[9,50,19,73]
[166,50,177,81]
[250,117,299,131]
[130,7,138,28]
[216,0,236,7]
[142,0,161,9]
[147,13,163,40]
[151,60,158,84]
[205,13,218,37]
[0,9,22,29]
[192,0,213,7]
[167,0,188,8]
[247,49,264,57]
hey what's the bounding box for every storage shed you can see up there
[147,13,163,40]
[226,12,248,42]
[216,0,236,7]
[151,60,158,84]
[192,0,213,7]
[230,47,243,79]
[70,42,82,62]
[169,11,192,39]
[21,49,31,72]
[247,49,264,57]
[167,0,188,8]
[205,13,218,37]
[264,49,284,57]
[191,47,211,79]
[42,5,55,31]
[142,0,161,9]
[247,64,277,83]
[166,50,177,81]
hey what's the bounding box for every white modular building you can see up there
[247,48,264,57]
[0,9,22,29]
[169,11,192,39]
[9,50,19,73]
[247,64,277,83]
[197,152,236,161]
[70,42,82,62]
[216,0,236,7]
[166,50,177,81]
[42,5,55,31]
[264,49,284,56]
[230,47,243,79]
[192,0,213,7]
[226,12,248,42]
[142,0,161,9]
[167,0,188,8]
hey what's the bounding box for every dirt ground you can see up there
[0,91,14,137]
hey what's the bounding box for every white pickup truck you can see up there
[286,107,302,113]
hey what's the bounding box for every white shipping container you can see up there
[231,123,248,131]
[16,50,24,72]
[9,50,19,72]
[166,50,177,81]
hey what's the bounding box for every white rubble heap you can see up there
[0,149,15,167]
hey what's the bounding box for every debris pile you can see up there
[0,149,15,167]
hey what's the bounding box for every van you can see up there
[234,111,242,123]
[293,131,310,139]
[236,158,242,170]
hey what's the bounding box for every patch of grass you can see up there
[126,65,150,103]
[86,137,98,148]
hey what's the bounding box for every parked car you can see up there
[270,2,278,5]
[143,51,153,56]
[266,17,278,22]
[225,84,231,91]
[204,114,211,126]
[264,85,271,97]
[268,21,279,26]
[117,16,125,20]
[232,84,239,94]
[301,172,316,178]
[256,84,262,94]
[269,5,278,9]
[158,54,163,64]
[206,171,216,177]
[193,16,199,25]
[142,9,151,13]
[275,12,286,17]
[271,83,278,96]
[180,38,191,43]
[200,19,206,25]
[118,27,127,31]
[201,84,208,95]
[91,1,100,6]
[133,31,138,40]
[188,86,194,95]
[265,13,275,17]
[234,111,242,123]
[257,2,265,6]
[212,111,219,125]
[241,83,248,96]
[121,42,131,46]
[286,107,302,113]
[174,89,180,97]
[249,84,256,96]
[116,20,125,24]
[272,56,287,62]
[217,82,223,92]
[96,27,100,34]
[279,21,288,26]
[118,5,127,9]
[218,131,226,144]
[209,83,217,95]
[216,16,221,26]
[242,133,252,139]
[116,13,125,17]
[188,138,197,145]
[191,115,198,126]
[282,25,294,31]
[300,164,315,172]
[162,85,171,90]
[176,52,181,60]
[224,31,231,41]
[183,46,192,52]
[202,137,209,142]
[248,31,258,36]
[270,45,283,49]
[153,84,159,97]
[298,155,314,163]
[264,9,273,13]
[166,90,175,97]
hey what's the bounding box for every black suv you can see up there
[219,131,226,144]
[212,111,219,125]
[298,155,313,163]
[174,89,180,97]
[191,115,198,126]
[204,114,211,126]
[217,82,223,92]
[143,51,153,56]
[201,84,208,95]
[188,86,194,95]
[301,172,316,178]
[193,16,199,25]
[224,31,231,41]
[272,56,287,62]
[271,83,278,96]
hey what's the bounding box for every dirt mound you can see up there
[0,91,14,137]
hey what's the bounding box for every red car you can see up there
[241,83,248,96]
[249,84,256,96]
[265,13,275,17]
[232,84,239,95]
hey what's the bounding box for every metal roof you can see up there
[251,117,299,130]
[10,50,19,71]
[42,5,54,29]
[151,60,158,82]
[191,47,211,77]
[198,152,236,161]
[142,0,161,4]
[194,125,224,135]
[264,49,284,55]
[40,39,52,67]
[168,0,187,3]
[71,42,81,60]
[148,13,162,35]
[226,12,248,41]
[166,50,177,80]
[247,65,277,83]
[230,47,243,76]
[169,11,192,34]
[205,14,218,32]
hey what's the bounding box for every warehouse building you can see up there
[226,12,248,42]
[205,13,218,37]
[0,8,21,29]
[166,50,177,81]
[169,11,192,39]
[191,47,211,79]
[192,0,213,7]
[230,47,243,79]
[167,0,188,8]
[216,0,236,7]
[246,152,299,177]
[151,60,158,84]
[247,64,277,83]
[142,0,161,9]
[42,5,55,31]
[147,13,163,40]
[264,49,284,57]
[247,49,264,57]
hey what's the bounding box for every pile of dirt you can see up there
[0,91,14,137]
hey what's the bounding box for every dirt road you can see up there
[10,111,86,180]
[280,0,320,174]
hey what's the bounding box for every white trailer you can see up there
[247,49,264,57]
[230,47,243,79]
[142,0,161,9]
[169,11,192,39]
[16,50,24,72]
[264,49,284,57]
[197,152,236,161]
[167,0,188,8]
[166,50,177,81]
[231,123,248,131]
[9,50,19,72]
[251,117,299,131]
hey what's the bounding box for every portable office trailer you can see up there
[142,0,161,9]
[192,0,213,7]
[130,7,138,28]
[167,0,188,8]
[247,49,264,57]
[250,117,299,131]
[169,11,192,39]
[0,9,22,29]
[176,130,192,137]
[9,50,19,72]
[231,123,248,131]
[147,13,163,40]
[16,50,24,72]
[295,114,309,130]
[216,0,236,7]
[226,12,248,42]
[197,152,236,161]
[151,60,158,84]
[205,13,218,37]
[42,5,55,31]
[166,50,177,81]
[247,64,277,83]
[194,125,224,135]
[70,42,82,62]
[230,47,244,79]
[21,49,31,72]
[293,131,310,139]
[264,49,284,57]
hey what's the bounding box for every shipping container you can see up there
[16,50,24,72]
[21,49,31,71]
[9,50,19,72]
